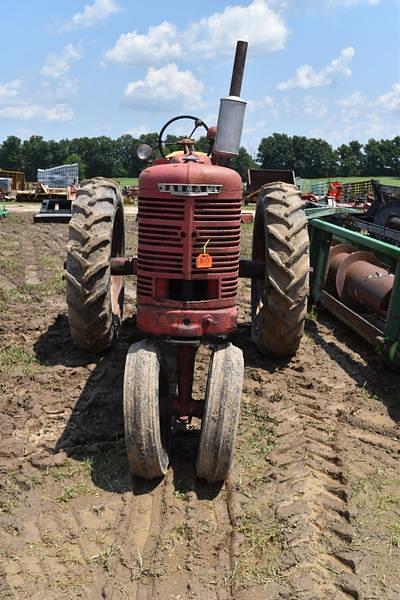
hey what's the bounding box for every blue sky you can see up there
[0,0,399,155]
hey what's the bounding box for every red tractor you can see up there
[65,42,309,482]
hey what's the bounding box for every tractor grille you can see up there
[138,197,184,286]
[139,197,185,221]
[194,198,242,221]
[137,195,241,300]
[192,197,241,299]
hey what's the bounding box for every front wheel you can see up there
[123,340,169,479]
[196,343,244,482]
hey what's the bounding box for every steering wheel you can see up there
[158,115,209,158]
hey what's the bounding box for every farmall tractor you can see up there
[65,42,309,482]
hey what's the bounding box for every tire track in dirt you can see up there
[20,238,41,286]
[267,387,361,599]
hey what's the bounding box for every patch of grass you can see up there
[236,511,282,552]
[351,467,388,497]
[0,470,42,513]
[0,289,7,310]
[239,401,276,471]
[226,561,279,587]
[90,544,119,568]
[0,257,19,272]
[116,177,139,187]
[376,494,400,511]
[88,440,130,493]
[229,511,283,585]
[9,284,44,303]
[57,481,92,504]
[0,472,20,514]
[46,271,65,294]
[8,274,64,303]
[161,521,191,554]
[389,520,400,550]
[39,255,61,269]
[0,345,37,374]
[51,458,92,481]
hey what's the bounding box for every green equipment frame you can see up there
[307,208,400,368]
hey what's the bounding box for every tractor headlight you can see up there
[137,144,153,161]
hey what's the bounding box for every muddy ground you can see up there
[0,213,399,600]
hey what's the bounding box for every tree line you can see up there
[0,132,398,183]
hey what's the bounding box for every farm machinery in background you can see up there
[64,42,310,482]
[306,180,400,367]
[12,164,80,223]
[31,182,77,223]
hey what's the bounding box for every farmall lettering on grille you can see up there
[65,41,310,483]
[158,183,222,195]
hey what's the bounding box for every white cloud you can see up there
[188,0,288,58]
[55,78,79,99]
[251,95,275,109]
[277,47,355,90]
[0,103,74,121]
[125,124,152,137]
[336,90,367,108]
[124,64,204,111]
[104,1,288,67]
[271,0,380,8]
[104,22,182,66]
[61,0,121,31]
[248,95,278,119]
[0,80,22,102]
[41,45,81,79]
[376,83,400,112]
[301,95,327,118]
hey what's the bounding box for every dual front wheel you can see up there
[123,340,244,482]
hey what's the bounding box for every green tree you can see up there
[22,136,53,181]
[337,141,364,176]
[257,133,294,170]
[0,136,23,171]
[114,134,141,177]
[65,153,86,180]
[363,139,385,175]
[230,146,256,181]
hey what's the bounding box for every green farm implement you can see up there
[307,181,400,368]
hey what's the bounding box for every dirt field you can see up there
[0,213,399,599]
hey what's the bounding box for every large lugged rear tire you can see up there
[65,177,125,352]
[196,343,244,482]
[251,182,309,357]
[123,340,169,479]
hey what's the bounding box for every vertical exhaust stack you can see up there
[214,41,248,158]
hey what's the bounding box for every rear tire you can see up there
[123,340,169,479]
[251,182,309,357]
[65,177,125,352]
[196,343,243,482]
